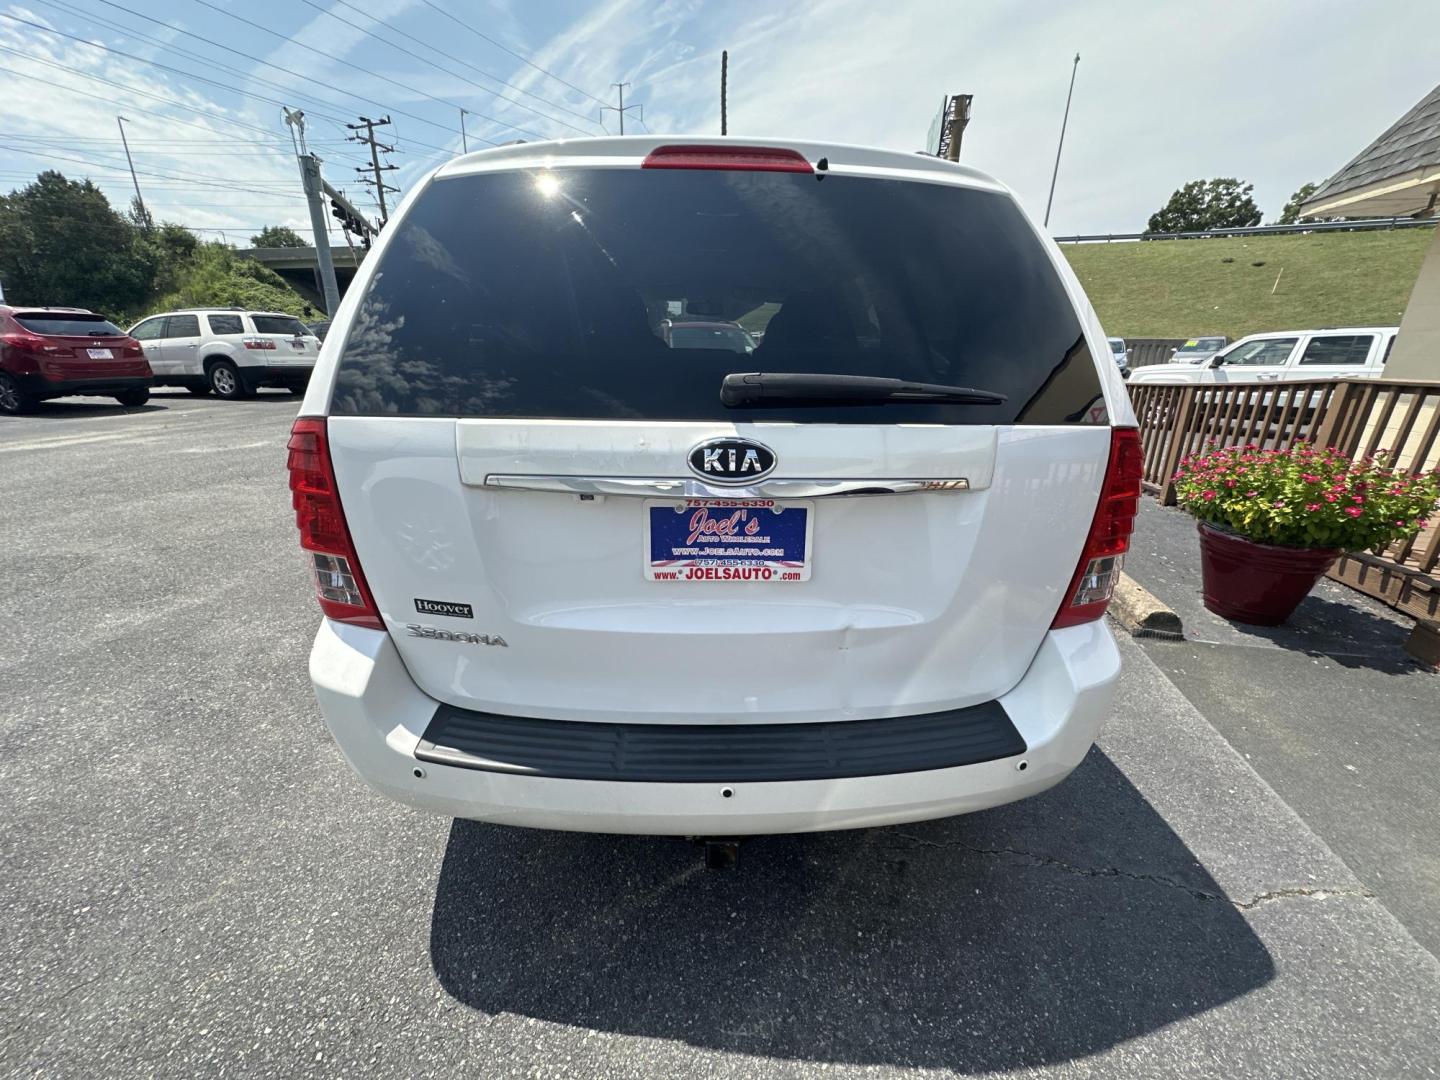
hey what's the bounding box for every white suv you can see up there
[1128,326,1397,385]
[290,137,1139,837]
[127,309,320,399]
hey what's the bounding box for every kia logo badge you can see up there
[688,437,777,484]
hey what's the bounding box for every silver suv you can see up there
[127,309,320,399]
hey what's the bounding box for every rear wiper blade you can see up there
[720,372,1007,408]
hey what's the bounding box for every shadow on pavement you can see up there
[429,750,1273,1072]
[1224,592,1424,674]
[5,400,169,419]
[1126,500,1422,675]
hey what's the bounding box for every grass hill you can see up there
[1061,227,1432,340]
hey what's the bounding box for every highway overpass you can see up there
[237,246,367,313]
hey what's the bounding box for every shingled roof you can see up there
[1302,83,1440,218]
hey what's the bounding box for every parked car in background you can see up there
[292,136,1138,839]
[661,319,756,353]
[127,309,321,399]
[1107,336,1129,376]
[1127,327,1397,386]
[1168,336,1229,364]
[0,305,151,415]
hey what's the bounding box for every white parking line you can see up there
[179,441,274,454]
[0,431,150,453]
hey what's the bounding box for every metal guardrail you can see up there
[1056,216,1436,244]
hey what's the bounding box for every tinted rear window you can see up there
[208,314,243,335]
[15,313,122,336]
[251,315,308,336]
[333,168,1100,425]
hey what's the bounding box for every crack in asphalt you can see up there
[890,831,1374,910]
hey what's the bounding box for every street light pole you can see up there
[115,116,149,228]
[459,108,469,154]
[1043,53,1080,230]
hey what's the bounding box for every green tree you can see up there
[0,171,153,313]
[249,224,308,248]
[1147,178,1263,234]
[1275,182,1343,225]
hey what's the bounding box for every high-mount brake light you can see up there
[641,144,814,173]
[1052,428,1143,628]
[287,417,384,630]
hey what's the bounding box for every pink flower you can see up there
[1201,491,1217,501]
[1246,490,1258,497]
[1306,503,1323,511]
[1324,493,1339,503]
[1225,479,1238,488]
[1345,506,1364,518]
[1273,500,1286,508]
[1301,473,1320,483]
[1351,496,1364,504]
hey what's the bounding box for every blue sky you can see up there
[0,0,1437,243]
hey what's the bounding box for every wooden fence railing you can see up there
[1127,377,1440,621]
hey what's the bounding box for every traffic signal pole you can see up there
[298,154,341,316]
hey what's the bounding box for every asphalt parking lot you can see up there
[3,394,1440,1079]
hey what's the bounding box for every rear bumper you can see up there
[309,620,1120,835]
[14,372,152,398]
[240,363,313,388]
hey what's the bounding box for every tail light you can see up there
[641,144,814,173]
[1052,428,1143,628]
[287,417,384,630]
[122,340,143,357]
[243,338,277,350]
[2,330,51,354]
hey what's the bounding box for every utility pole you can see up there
[945,95,973,162]
[285,107,341,316]
[721,52,728,135]
[348,115,399,224]
[601,83,642,135]
[1043,53,1080,229]
[115,116,149,229]
[299,155,341,316]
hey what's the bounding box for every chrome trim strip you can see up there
[482,475,971,498]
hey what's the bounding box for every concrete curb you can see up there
[1110,572,1185,640]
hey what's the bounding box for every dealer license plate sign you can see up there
[645,499,812,582]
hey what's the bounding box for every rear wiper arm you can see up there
[720,372,1007,408]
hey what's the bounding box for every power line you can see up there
[320,0,602,131]
[73,0,485,160]
[181,0,519,146]
[21,1,483,161]
[291,0,553,141]
[0,143,308,199]
[0,49,301,146]
[417,0,612,109]
[4,11,379,146]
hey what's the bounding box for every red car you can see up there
[0,305,153,415]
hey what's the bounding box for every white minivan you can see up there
[290,138,1139,837]
[1128,326,1397,386]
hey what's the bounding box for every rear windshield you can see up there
[332,168,1101,425]
[14,312,123,336]
[251,315,309,336]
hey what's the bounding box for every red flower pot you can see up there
[1196,522,1340,626]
